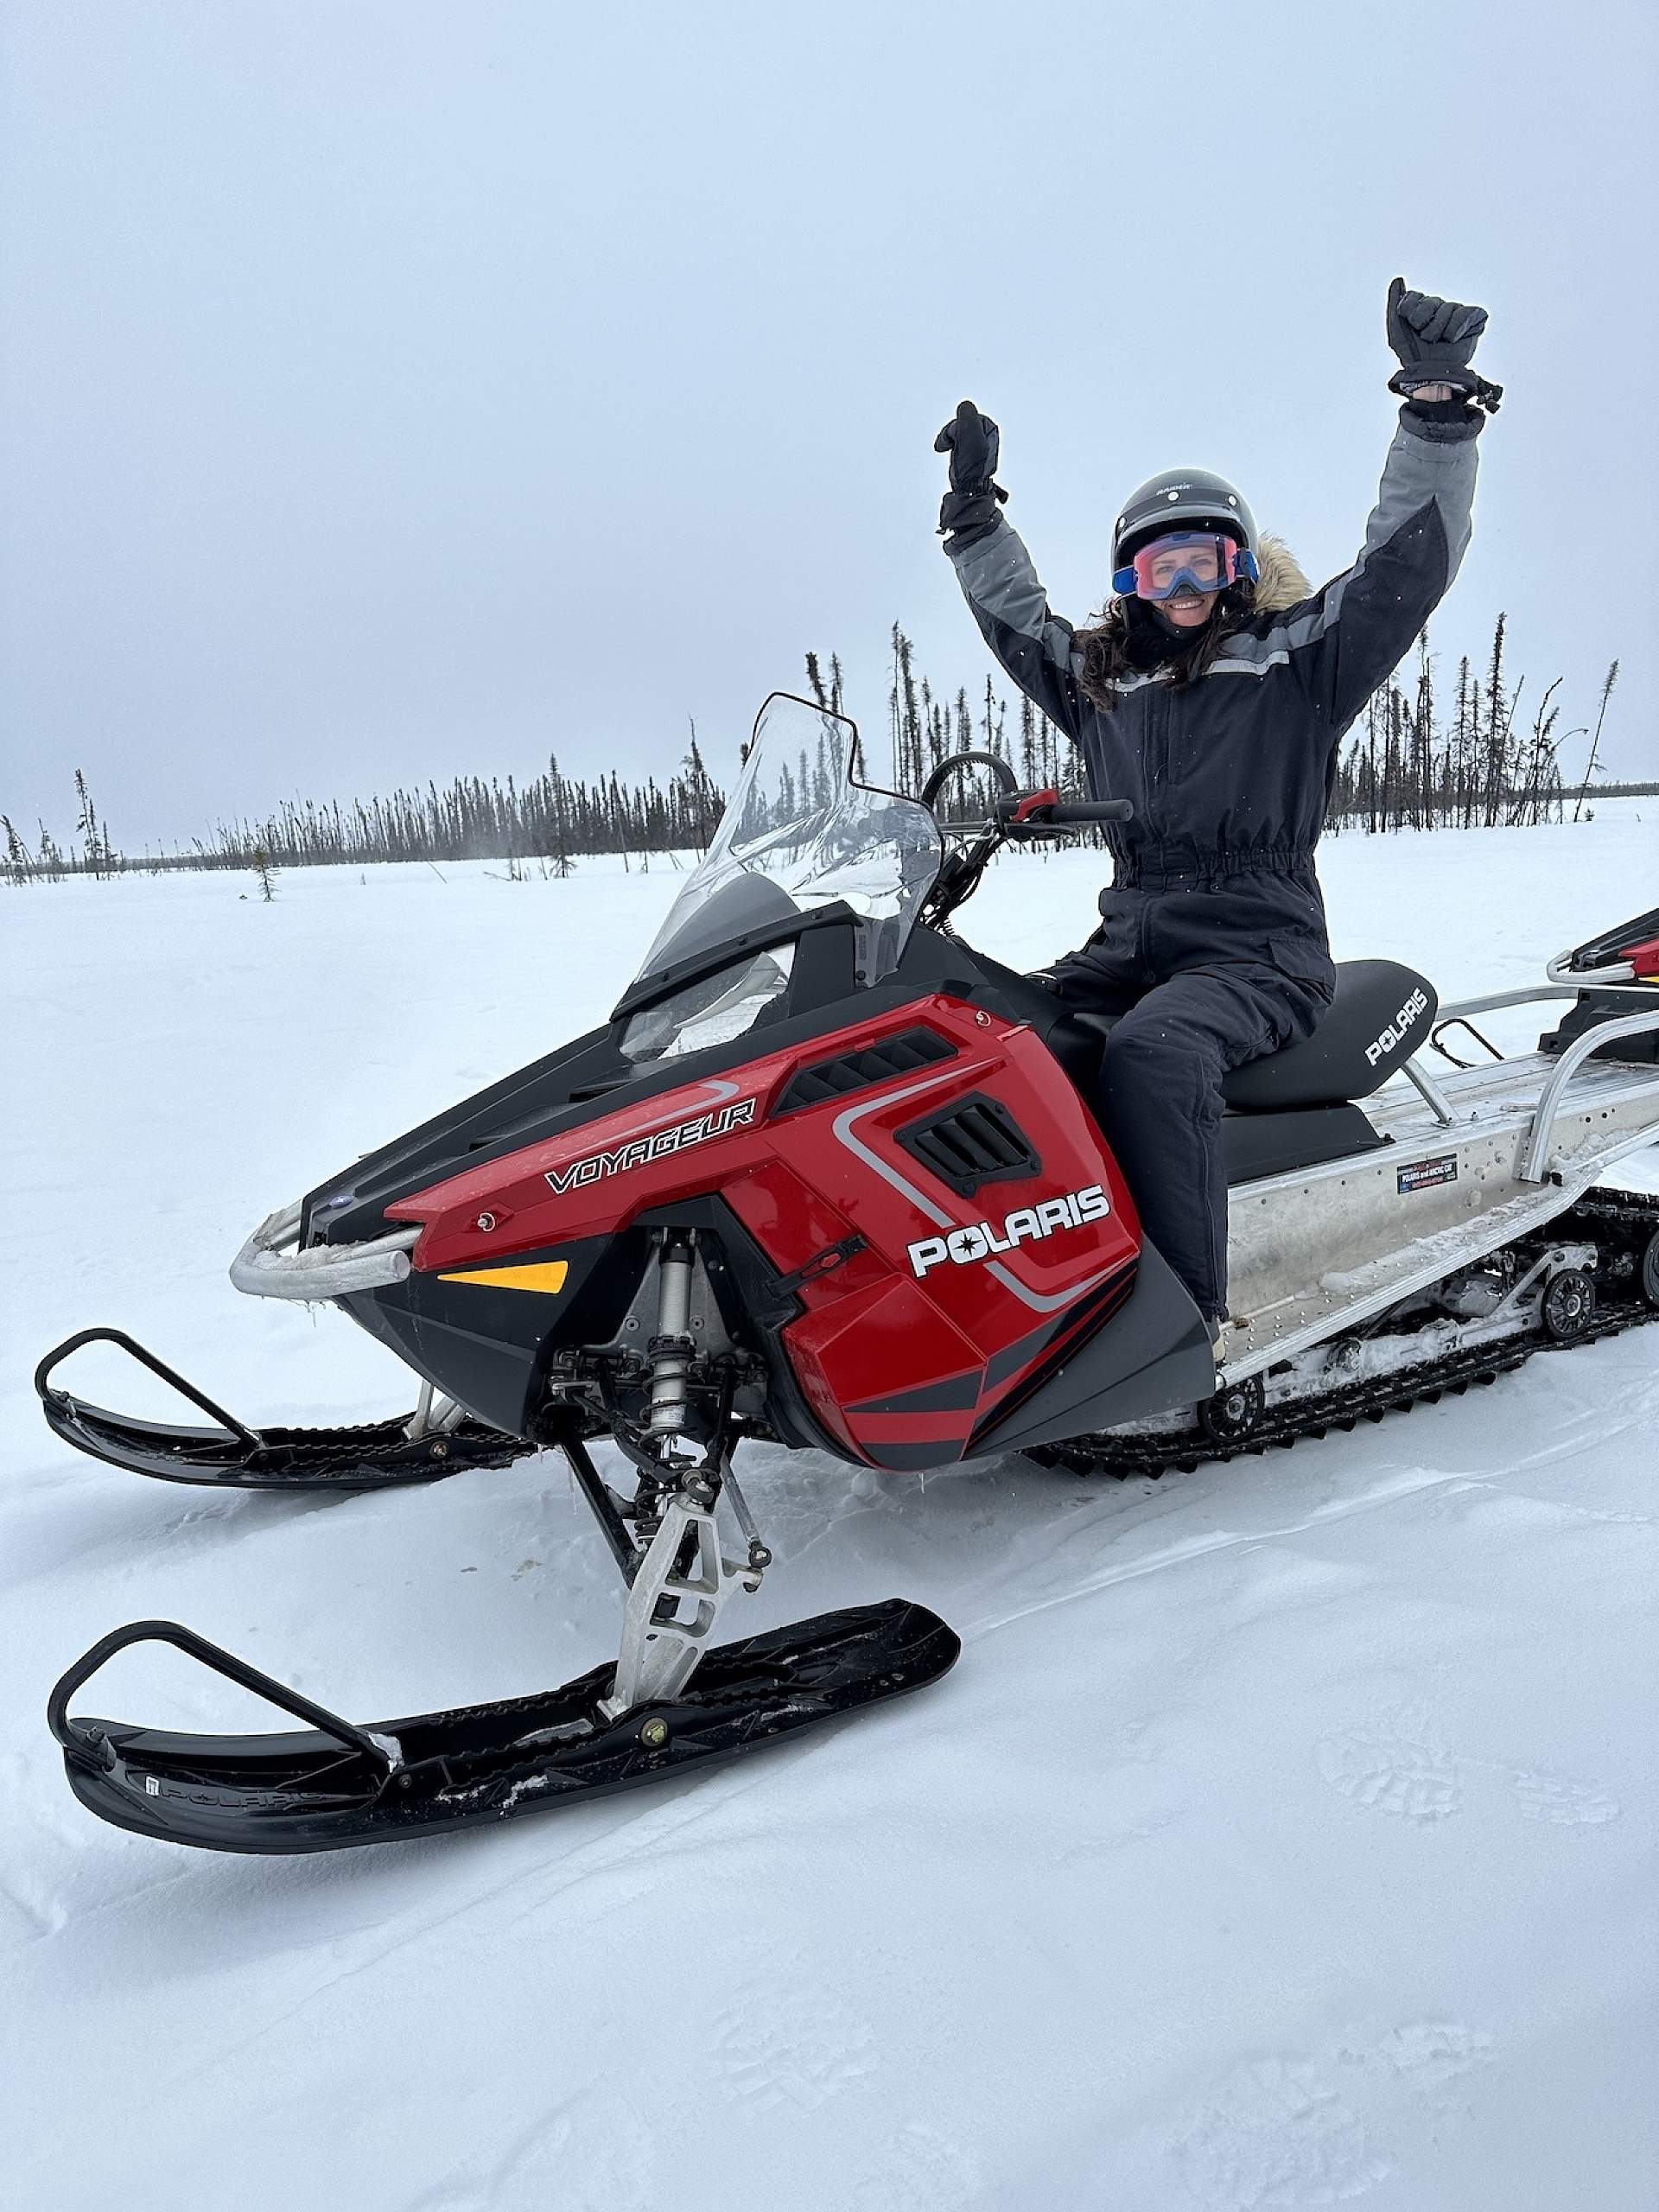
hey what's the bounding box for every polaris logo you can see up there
[1365,988,1429,1068]
[907,1184,1110,1279]
[545,1098,756,1194]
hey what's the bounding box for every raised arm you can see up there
[1274,279,1500,736]
[935,401,1084,742]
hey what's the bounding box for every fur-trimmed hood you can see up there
[1249,531,1311,613]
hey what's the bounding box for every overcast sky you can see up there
[3,0,1656,849]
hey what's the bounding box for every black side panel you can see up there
[337,1232,624,1438]
[965,1238,1215,1456]
[1222,1103,1385,1186]
[340,1180,847,1452]
[1539,988,1659,1066]
[1562,906,1659,973]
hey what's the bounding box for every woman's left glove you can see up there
[935,399,1009,544]
[1386,277,1503,414]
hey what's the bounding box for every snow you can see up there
[3,806,1656,2212]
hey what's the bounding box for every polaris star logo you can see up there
[907,1184,1111,1280]
[1364,988,1429,1068]
[545,1098,757,1194]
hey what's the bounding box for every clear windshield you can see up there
[631,694,944,991]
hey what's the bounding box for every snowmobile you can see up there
[41,695,1659,1854]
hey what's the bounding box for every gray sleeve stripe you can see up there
[949,521,1075,674]
[1241,417,1478,658]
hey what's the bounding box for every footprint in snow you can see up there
[709,1984,876,2114]
[1174,2021,1498,2206]
[1510,1769,1621,1825]
[1171,2053,1395,2207]
[852,2120,982,2210]
[1371,2019,1496,2117]
[1316,1728,1620,1830]
[1315,1726,1462,1823]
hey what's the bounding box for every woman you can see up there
[936,278,1499,1335]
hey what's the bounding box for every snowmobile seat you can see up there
[1014,957,1435,1112]
[1222,959,1437,1111]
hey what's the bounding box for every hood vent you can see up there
[774,1027,955,1115]
[897,1093,1040,1196]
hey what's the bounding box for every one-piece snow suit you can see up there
[945,403,1483,1319]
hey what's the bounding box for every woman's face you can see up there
[1135,534,1224,628]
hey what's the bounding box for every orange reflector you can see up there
[437,1261,569,1294]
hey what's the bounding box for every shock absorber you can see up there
[646,1232,697,1442]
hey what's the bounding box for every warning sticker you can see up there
[1398,1154,1459,1195]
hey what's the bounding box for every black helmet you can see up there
[1113,467,1259,569]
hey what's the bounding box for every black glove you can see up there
[934,398,1008,543]
[1386,276,1503,414]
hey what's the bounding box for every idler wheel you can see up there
[1541,1267,1596,1342]
[1198,1372,1267,1446]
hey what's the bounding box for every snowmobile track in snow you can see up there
[1029,1188,1659,1482]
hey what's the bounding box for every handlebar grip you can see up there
[1046,800,1134,824]
[995,791,1135,828]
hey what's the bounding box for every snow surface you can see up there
[3,808,1656,2212]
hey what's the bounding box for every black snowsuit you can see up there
[946,404,1483,1319]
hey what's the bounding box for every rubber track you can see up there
[1030,1188,1659,1480]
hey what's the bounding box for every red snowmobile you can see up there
[40,696,1659,1853]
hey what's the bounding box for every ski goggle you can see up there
[1112,531,1258,603]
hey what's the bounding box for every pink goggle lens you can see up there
[1113,531,1255,602]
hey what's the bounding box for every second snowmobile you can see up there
[40,695,1659,1853]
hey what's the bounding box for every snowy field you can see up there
[3,804,1656,2212]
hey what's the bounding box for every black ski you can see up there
[49,1602,960,1854]
[35,1329,534,1490]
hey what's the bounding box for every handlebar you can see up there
[917,753,1134,842]
[917,776,1135,927]
[993,791,1134,828]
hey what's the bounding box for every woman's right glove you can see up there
[1386,277,1503,414]
[935,399,1008,545]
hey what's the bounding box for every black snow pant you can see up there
[1047,869,1336,1323]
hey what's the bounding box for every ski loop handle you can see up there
[48,1619,395,1772]
[34,1327,262,1448]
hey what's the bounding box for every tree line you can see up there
[3,615,1637,885]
